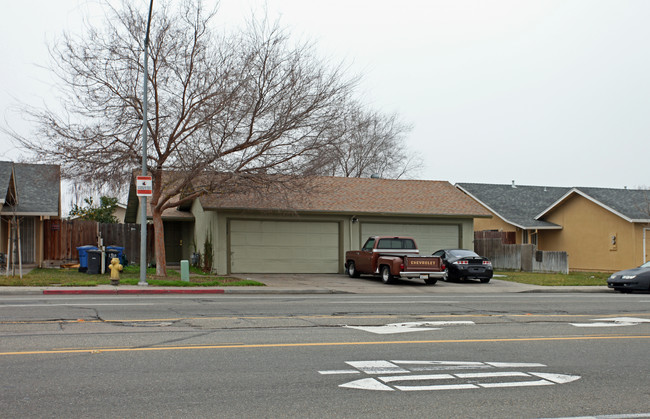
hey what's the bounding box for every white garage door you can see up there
[361,223,460,255]
[230,220,339,273]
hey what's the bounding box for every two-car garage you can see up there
[229,220,340,274]
[228,219,461,274]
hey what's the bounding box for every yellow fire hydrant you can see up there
[108,257,123,286]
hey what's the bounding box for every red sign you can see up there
[136,176,153,197]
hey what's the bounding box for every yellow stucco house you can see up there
[457,182,650,272]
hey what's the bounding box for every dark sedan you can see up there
[607,261,650,292]
[432,249,493,283]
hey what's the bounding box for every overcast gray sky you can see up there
[2,0,649,191]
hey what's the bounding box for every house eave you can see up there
[204,205,484,219]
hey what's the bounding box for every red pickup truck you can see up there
[345,236,445,285]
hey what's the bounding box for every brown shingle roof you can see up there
[200,176,490,217]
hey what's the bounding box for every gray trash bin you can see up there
[87,250,102,275]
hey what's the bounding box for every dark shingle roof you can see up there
[200,176,491,217]
[458,182,650,227]
[456,183,569,229]
[0,162,13,204]
[0,161,60,215]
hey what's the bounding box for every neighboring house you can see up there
[457,182,650,272]
[0,161,61,267]
[126,175,490,275]
[68,202,127,223]
[113,202,127,223]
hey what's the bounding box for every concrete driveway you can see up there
[234,273,609,294]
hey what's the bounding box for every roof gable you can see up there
[456,183,568,229]
[537,187,650,223]
[0,161,60,216]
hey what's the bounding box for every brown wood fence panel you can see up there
[99,223,154,265]
[44,220,154,265]
[474,236,568,274]
[474,230,516,244]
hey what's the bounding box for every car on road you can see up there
[607,261,650,292]
[431,249,493,283]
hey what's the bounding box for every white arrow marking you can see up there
[530,372,581,384]
[345,321,474,335]
[330,360,581,391]
[593,317,650,323]
[339,378,394,391]
[345,361,409,374]
[380,373,454,382]
[571,317,650,327]
[477,379,553,388]
[455,372,530,378]
[396,383,478,391]
[339,372,581,391]
[345,325,439,334]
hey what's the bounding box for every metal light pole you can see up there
[139,0,154,286]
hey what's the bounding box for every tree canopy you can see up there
[7,0,416,275]
[69,196,119,224]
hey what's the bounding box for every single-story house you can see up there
[0,161,61,267]
[126,175,490,275]
[457,182,650,272]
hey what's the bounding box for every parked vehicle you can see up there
[432,249,493,283]
[607,261,650,292]
[345,236,445,285]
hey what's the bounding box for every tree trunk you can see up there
[152,206,167,277]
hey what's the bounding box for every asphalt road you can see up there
[1,292,649,418]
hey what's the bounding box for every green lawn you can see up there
[0,265,264,287]
[0,266,610,287]
[495,270,610,286]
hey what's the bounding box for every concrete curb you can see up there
[0,285,612,296]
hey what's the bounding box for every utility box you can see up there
[180,260,190,282]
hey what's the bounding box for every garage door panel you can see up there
[230,220,339,273]
[361,223,460,254]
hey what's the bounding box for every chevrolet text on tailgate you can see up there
[345,236,445,285]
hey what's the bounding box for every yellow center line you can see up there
[2,335,650,356]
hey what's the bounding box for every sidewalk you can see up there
[0,274,611,295]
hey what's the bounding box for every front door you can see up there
[164,221,183,264]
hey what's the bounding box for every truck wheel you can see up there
[480,278,491,283]
[381,265,393,284]
[347,261,360,278]
[425,278,437,285]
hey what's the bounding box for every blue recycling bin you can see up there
[77,245,98,272]
[106,246,126,265]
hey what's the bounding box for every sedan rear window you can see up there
[449,249,479,258]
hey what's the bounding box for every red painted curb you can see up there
[43,289,225,295]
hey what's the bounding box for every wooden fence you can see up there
[44,220,154,265]
[474,237,569,274]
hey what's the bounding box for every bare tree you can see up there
[5,0,359,276]
[316,101,420,179]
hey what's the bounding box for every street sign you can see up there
[136,176,153,197]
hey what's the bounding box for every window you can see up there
[362,238,376,251]
[377,238,416,249]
